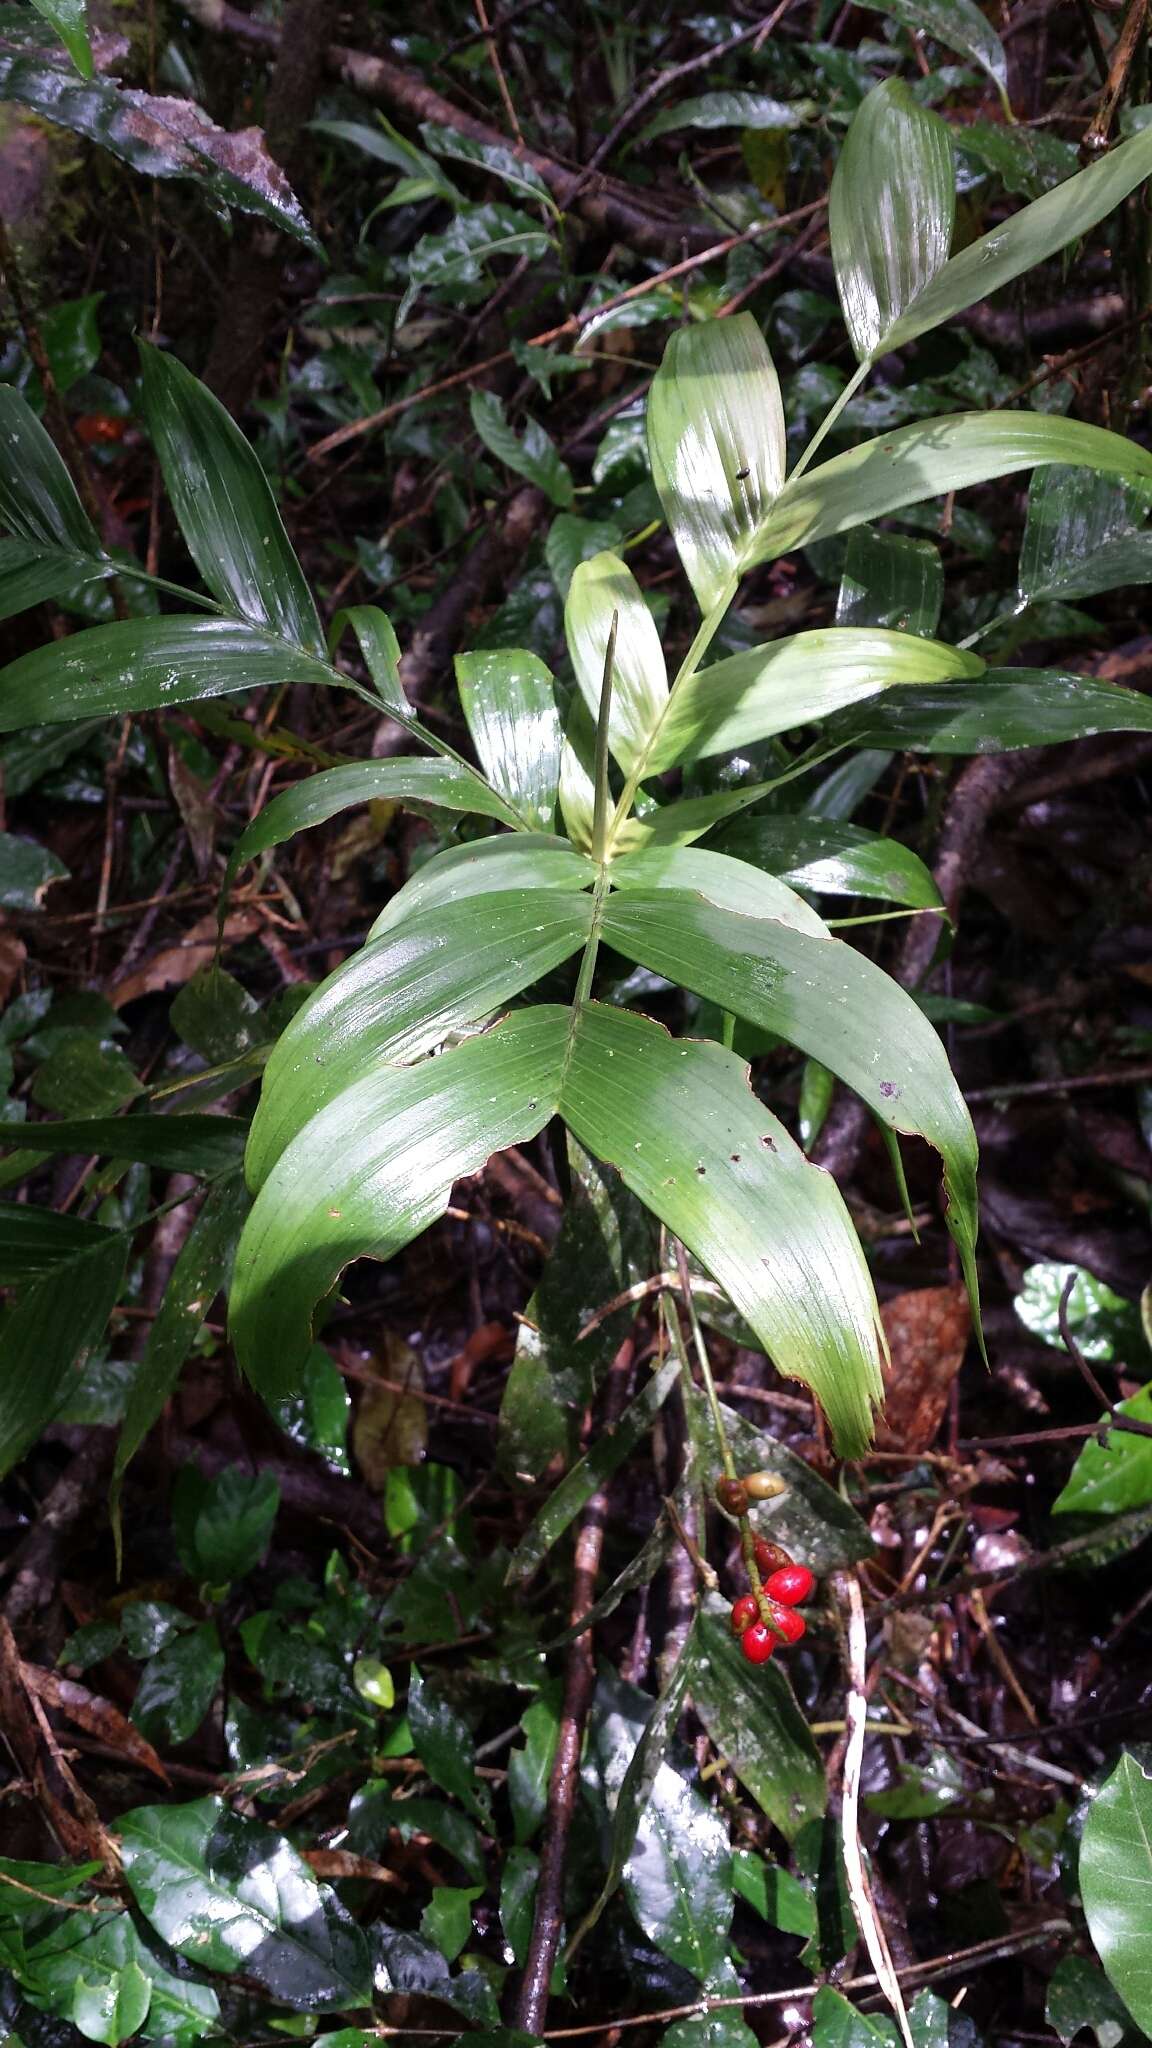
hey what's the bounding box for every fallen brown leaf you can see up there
[21,1664,169,1783]
[302,1849,402,1887]
[876,1283,971,1454]
[109,907,262,1007]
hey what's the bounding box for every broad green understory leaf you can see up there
[690,1595,826,1838]
[712,816,942,910]
[0,1115,248,1175]
[829,81,955,364]
[647,626,980,769]
[750,414,1152,566]
[854,0,1008,98]
[598,889,980,1312]
[1080,1753,1152,2034]
[118,1798,372,2010]
[0,385,102,555]
[647,312,785,611]
[820,669,1152,753]
[1018,466,1152,605]
[236,998,887,1454]
[0,1228,127,1477]
[837,526,944,637]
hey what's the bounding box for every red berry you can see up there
[730,1595,759,1636]
[753,1536,793,1578]
[765,1564,816,1607]
[740,1622,776,1664]
[764,1600,806,1646]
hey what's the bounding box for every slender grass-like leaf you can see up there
[0,537,111,622]
[0,386,101,554]
[0,1115,248,1174]
[0,617,339,731]
[647,313,785,611]
[138,345,324,654]
[829,82,954,364]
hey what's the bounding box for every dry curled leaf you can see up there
[21,1664,169,1784]
[109,907,263,1007]
[876,1282,971,1453]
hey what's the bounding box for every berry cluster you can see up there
[729,1524,816,1665]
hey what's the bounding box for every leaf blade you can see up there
[829,82,955,364]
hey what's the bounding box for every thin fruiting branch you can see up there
[840,1571,915,2048]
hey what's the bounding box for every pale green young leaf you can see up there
[565,552,667,774]
[0,617,338,732]
[231,1008,570,1401]
[647,626,981,770]
[138,343,323,654]
[647,313,785,611]
[456,648,564,829]
[599,893,979,1316]
[28,0,94,75]
[246,895,591,1188]
[829,82,955,364]
[883,123,1152,353]
[611,844,830,935]
[557,1005,885,1457]
[1052,1383,1152,1518]
[368,833,593,940]
[752,413,1152,565]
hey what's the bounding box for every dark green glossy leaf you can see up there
[112,1171,250,1513]
[829,82,954,363]
[456,649,563,829]
[648,627,980,769]
[408,1669,491,1826]
[0,829,68,909]
[333,603,405,715]
[752,415,1152,566]
[132,1621,223,1747]
[499,1140,652,1480]
[499,1849,539,1967]
[690,1595,825,1838]
[228,757,522,887]
[0,617,338,732]
[1047,1954,1139,2048]
[0,537,110,623]
[821,669,1152,753]
[171,968,268,1064]
[172,1461,280,1581]
[855,0,1007,93]
[611,844,829,933]
[246,896,589,1188]
[232,1008,570,1401]
[1080,1754,1152,2033]
[0,53,320,246]
[21,1906,220,2046]
[31,1034,139,1117]
[623,1706,732,1984]
[663,2001,759,2048]
[508,1686,562,1846]
[713,816,942,910]
[836,526,943,637]
[138,344,323,653]
[1052,1384,1152,1519]
[470,390,573,507]
[599,893,979,1342]
[0,1857,102,1916]
[505,1350,682,1584]
[639,88,813,141]
[1018,466,1152,603]
[647,314,786,612]
[0,1114,247,1174]
[348,1785,486,1886]
[559,1004,884,1458]
[865,1749,966,1818]
[120,1798,371,2008]
[732,1848,817,1936]
[400,203,552,322]
[422,1884,482,1964]
[0,386,100,554]
[811,1986,899,2048]
[420,120,555,209]
[0,1204,116,1281]
[0,1229,127,1477]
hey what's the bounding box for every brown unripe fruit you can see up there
[715,1476,749,1516]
